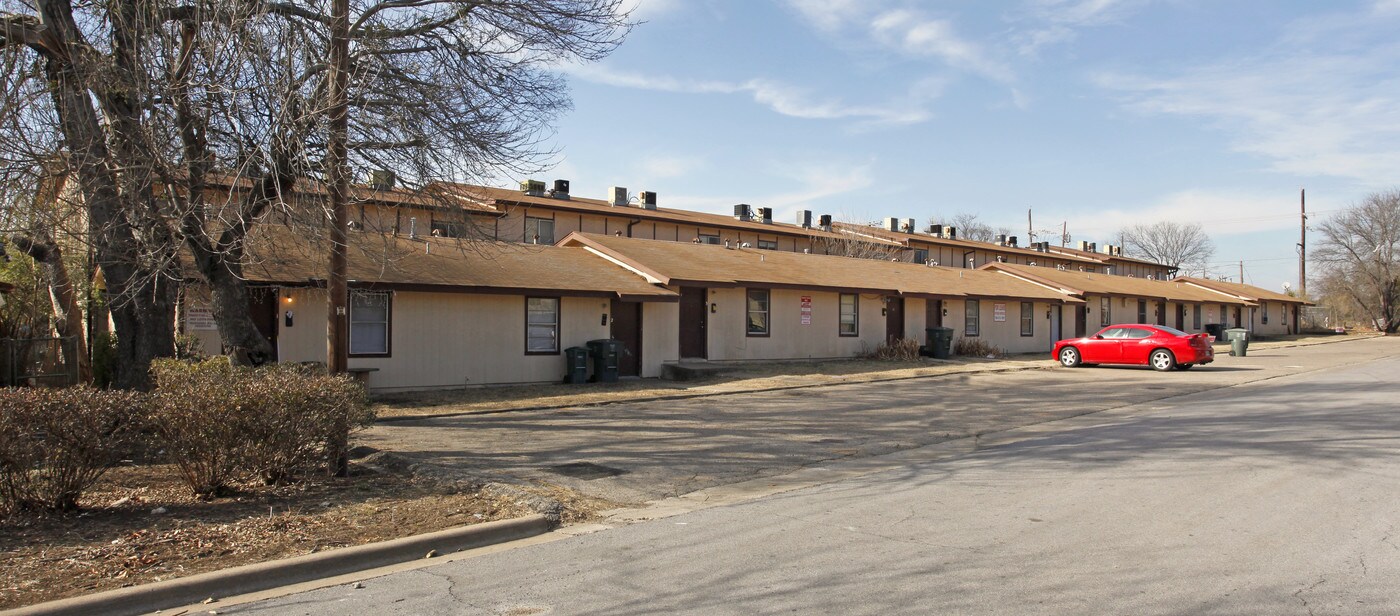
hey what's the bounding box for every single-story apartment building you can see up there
[182,228,677,391]
[1174,277,1313,335]
[981,263,1256,339]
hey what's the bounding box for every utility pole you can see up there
[1239,260,1244,284]
[326,0,350,375]
[1061,221,1068,247]
[1299,188,1307,297]
[1027,209,1033,244]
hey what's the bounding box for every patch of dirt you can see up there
[0,463,613,610]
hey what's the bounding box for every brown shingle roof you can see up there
[233,226,675,300]
[1174,277,1314,305]
[436,183,899,245]
[830,222,1104,266]
[983,263,1253,305]
[562,232,1079,303]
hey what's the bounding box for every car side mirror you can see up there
[1094,335,1104,339]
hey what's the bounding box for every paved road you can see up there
[234,345,1400,615]
[362,338,1398,504]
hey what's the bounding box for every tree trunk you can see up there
[10,233,92,382]
[189,248,274,365]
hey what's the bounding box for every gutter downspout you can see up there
[626,218,641,238]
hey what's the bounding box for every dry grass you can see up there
[0,463,611,610]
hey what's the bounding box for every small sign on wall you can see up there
[185,305,217,330]
[993,303,1007,322]
[800,295,813,326]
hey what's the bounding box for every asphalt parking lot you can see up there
[361,337,1399,505]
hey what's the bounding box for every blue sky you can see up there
[535,0,1400,293]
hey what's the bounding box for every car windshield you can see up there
[1155,325,1189,336]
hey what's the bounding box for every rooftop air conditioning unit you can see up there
[1090,242,1097,253]
[520,179,545,196]
[947,226,957,239]
[1008,236,1018,248]
[550,179,570,198]
[759,207,773,224]
[734,204,752,221]
[369,169,396,190]
[902,218,916,233]
[609,186,628,206]
[1079,240,1092,252]
[885,217,900,232]
[819,214,833,231]
[640,191,658,210]
[928,224,943,237]
[797,210,813,228]
[995,234,1007,246]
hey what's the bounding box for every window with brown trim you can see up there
[1099,296,1111,327]
[349,291,391,357]
[525,217,555,244]
[1020,301,1034,337]
[839,293,859,336]
[746,289,770,336]
[526,297,560,354]
[965,300,980,337]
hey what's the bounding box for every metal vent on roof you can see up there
[609,186,628,206]
[550,179,571,199]
[797,210,813,228]
[640,191,658,210]
[734,203,752,221]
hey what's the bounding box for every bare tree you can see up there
[816,236,913,261]
[1313,189,1400,333]
[0,0,632,383]
[927,212,1011,243]
[1119,221,1215,275]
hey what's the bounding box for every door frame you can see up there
[678,287,707,359]
[609,298,643,377]
[885,297,905,343]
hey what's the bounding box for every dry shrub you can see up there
[150,359,373,498]
[953,337,1004,358]
[862,337,922,361]
[0,387,147,513]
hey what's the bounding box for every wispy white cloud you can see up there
[1095,43,1400,182]
[1062,190,1302,240]
[617,0,681,20]
[560,63,939,126]
[662,160,877,223]
[869,10,1014,82]
[1013,0,1155,55]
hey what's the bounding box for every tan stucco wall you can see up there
[1249,301,1294,336]
[275,288,614,390]
[947,299,1056,355]
[703,287,887,360]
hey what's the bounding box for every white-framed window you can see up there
[965,300,980,337]
[1100,296,1111,327]
[349,291,391,356]
[526,297,560,354]
[526,217,555,244]
[839,293,859,336]
[747,289,770,336]
[757,239,779,250]
[698,233,721,245]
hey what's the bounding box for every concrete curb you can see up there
[377,361,1055,423]
[3,514,552,616]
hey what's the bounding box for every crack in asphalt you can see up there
[1292,578,1326,616]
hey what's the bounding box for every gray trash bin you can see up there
[563,347,589,383]
[925,327,954,359]
[586,339,622,383]
[1224,328,1250,356]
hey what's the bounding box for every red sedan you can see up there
[1054,324,1215,371]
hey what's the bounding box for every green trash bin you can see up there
[586,339,622,383]
[563,347,589,383]
[1224,328,1250,356]
[925,327,954,360]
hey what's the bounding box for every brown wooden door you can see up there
[610,299,642,377]
[1074,305,1087,338]
[885,297,905,342]
[1156,301,1167,325]
[248,287,279,362]
[678,287,707,359]
[1175,305,1185,330]
[926,300,943,328]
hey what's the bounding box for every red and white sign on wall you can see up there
[800,295,813,325]
[993,303,1007,322]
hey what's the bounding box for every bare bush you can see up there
[953,338,1004,358]
[862,338,922,361]
[149,359,372,497]
[0,387,147,513]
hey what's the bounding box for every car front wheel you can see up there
[1059,347,1082,368]
[1150,349,1176,372]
